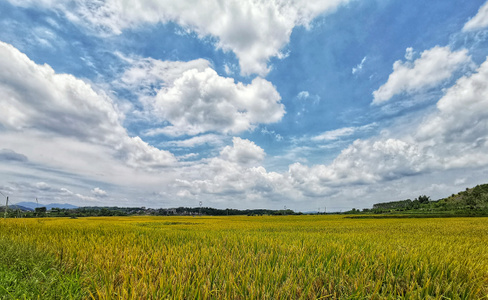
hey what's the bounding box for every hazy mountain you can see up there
[0,205,33,212]
[15,202,78,210]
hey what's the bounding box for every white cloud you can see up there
[138,66,284,136]
[296,90,320,105]
[454,178,467,186]
[174,160,290,205]
[7,0,350,76]
[312,123,376,142]
[34,182,51,191]
[0,41,176,170]
[312,127,355,141]
[2,4,488,210]
[263,57,488,201]
[91,187,107,197]
[372,46,472,104]
[352,56,366,75]
[172,100,483,201]
[404,47,415,61]
[289,138,432,194]
[293,56,488,196]
[162,134,225,148]
[119,56,210,95]
[463,1,488,31]
[261,127,284,141]
[220,137,265,166]
[120,56,285,137]
[170,137,297,205]
[415,56,488,169]
[1,181,103,207]
[223,63,239,76]
[32,51,485,209]
[297,91,310,100]
[175,163,289,203]
[172,133,433,201]
[178,153,199,160]
[60,187,97,202]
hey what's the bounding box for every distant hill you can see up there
[16,202,78,210]
[0,205,33,212]
[365,183,488,215]
[439,184,488,207]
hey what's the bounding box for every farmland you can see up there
[1,216,487,299]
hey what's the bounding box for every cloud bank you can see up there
[174,56,488,202]
[373,46,471,104]
[7,0,350,76]
[0,41,176,171]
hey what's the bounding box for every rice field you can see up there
[1,215,487,299]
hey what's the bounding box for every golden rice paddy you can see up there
[1,215,487,299]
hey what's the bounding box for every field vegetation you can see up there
[360,184,488,216]
[1,216,487,299]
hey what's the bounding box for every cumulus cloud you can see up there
[372,46,472,104]
[416,56,488,169]
[173,133,431,200]
[181,135,423,200]
[175,163,288,202]
[287,137,432,197]
[173,138,289,202]
[131,64,284,136]
[291,57,488,197]
[463,1,488,31]
[176,56,488,202]
[7,0,350,75]
[220,137,265,166]
[0,41,175,170]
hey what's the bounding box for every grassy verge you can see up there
[346,210,488,219]
[0,238,85,299]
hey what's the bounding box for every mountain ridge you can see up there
[15,202,78,210]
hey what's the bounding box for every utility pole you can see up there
[4,197,8,219]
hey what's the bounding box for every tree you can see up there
[35,207,47,213]
[35,206,47,217]
[417,195,430,204]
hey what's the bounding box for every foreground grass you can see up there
[0,238,84,299]
[1,216,487,299]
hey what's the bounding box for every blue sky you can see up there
[1,0,488,211]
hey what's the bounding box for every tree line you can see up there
[1,206,298,218]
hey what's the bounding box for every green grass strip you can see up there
[0,238,85,300]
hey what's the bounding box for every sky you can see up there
[1,0,488,212]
